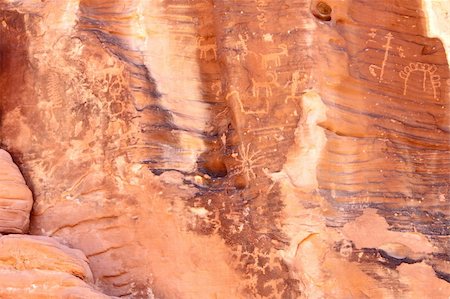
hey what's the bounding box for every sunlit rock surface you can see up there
[0,0,448,298]
[0,149,32,233]
[0,235,110,298]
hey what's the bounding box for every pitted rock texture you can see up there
[0,0,449,298]
[0,149,33,233]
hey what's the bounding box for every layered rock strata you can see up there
[0,0,448,298]
[0,149,33,233]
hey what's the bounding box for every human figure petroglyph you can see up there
[260,44,288,68]
[226,89,269,115]
[369,32,393,82]
[252,72,279,98]
[284,70,307,103]
[397,46,406,58]
[197,36,217,60]
[399,62,441,99]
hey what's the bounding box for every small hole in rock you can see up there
[312,1,332,21]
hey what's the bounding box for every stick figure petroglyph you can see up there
[252,72,279,98]
[399,62,441,99]
[397,46,405,58]
[284,70,307,103]
[369,32,393,82]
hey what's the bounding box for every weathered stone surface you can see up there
[0,235,110,299]
[0,234,93,283]
[0,0,448,298]
[0,149,33,233]
[0,234,112,298]
[0,269,110,299]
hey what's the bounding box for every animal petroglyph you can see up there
[226,89,269,115]
[252,72,279,98]
[197,36,217,60]
[399,62,441,99]
[230,33,249,60]
[369,32,393,82]
[260,44,288,68]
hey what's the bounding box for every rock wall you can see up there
[0,0,448,298]
[0,150,110,297]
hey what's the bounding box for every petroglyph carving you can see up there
[197,36,217,60]
[284,70,307,102]
[226,89,269,115]
[254,0,268,6]
[260,44,288,68]
[369,32,393,82]
[233,143,265,180]
[257,7,267,29]
[397,46,406,58]
[368,28,377,39]
[399,62,441,99]
[211,81,222,97]
[252,72,279,98]
[229,33,249,60]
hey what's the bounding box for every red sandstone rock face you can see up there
[0,270,110,299]
[0,234,110,298]
[0,149,32,233]
[0,151,111,298]
[0,235,94,282]
[0,0,448,298]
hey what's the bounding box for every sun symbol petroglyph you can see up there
[369,32,393,82]
[233,143,265,180]
[399,62,440,99]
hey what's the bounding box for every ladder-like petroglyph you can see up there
[368,32,394,83]
[399,62,441,99]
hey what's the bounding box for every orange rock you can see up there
[0,235,93,283]
[0,0,448,297]
[0,149,33,233]
[0,269,110,299]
